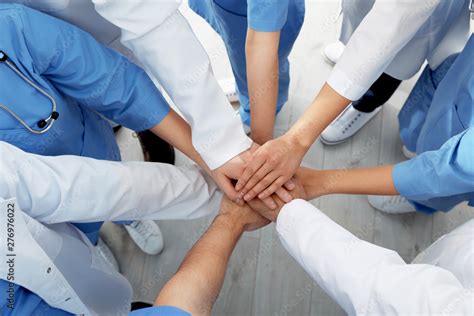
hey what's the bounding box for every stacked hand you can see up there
[211,142,297,209]
[234,134,306,204]
[246,169,308,222]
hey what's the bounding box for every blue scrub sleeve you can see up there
[393,128,474,202]
[248,0,290,32]
[17,5,170,132]
[130,306,191,316]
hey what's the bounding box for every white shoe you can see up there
[368,195,416,214]
[320,105,381,145]
[96,237,120,271]
[219,78,239,103]
[235,109,251,135]
[322,41,345,65]
[125,220,164,255]
[402,145,417,159]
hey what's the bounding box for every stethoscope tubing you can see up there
[0,51,58,135]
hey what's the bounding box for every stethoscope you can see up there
[0,50,59,135]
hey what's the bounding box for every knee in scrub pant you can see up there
[398,54,459,152]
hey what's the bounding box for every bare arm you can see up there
[286,83,351,151]
[300,165,399,200]
[150,109,209,171]
[154,197,269,315]
[246,29,281,144]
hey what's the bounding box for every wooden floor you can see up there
[103,1,473,315]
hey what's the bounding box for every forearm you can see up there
[286,83,351,150]
[150,110,210,172]
[246,29,280,144]
[304,165,399,199]
[154,213,244,315]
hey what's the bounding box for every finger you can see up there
[258,176,290,200]
[284,179,296,191]
[275,186,293,203]
[242,163,274,199]
[235,155,267,192]
[220,177,244,206]
[243,170,279,201]
[260,195,278,210]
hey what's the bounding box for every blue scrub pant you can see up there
[189,0,304,126]
[398,54,459,152]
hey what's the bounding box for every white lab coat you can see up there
[0,142,223,315]
[276,200,474,315]
[328,0,470,101]
[4,0,252,170]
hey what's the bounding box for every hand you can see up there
[247,172,307,222]
[235,134,305,203]
[209,144,258,206]
[219,196,270,232]
[211,143,295,209]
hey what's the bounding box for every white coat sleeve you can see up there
[91,0,252,169]
[0,142,222,224]
[327,0,442,100]
[276,199,474,316]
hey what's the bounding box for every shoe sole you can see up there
[319,134,351,146]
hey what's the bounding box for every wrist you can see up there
[303,169,336,198]
[214,213,246,236]
[282,131,310,157]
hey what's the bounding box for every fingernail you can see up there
[244,194,251,201]
[235,198,243,205]
[238,191,245,199]
[271,202,277,209]
[235,183,242,191]
[283,193,291,202]
[288,182,295,190]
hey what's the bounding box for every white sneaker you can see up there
[96,237,120,271]
[125,220,164,255]
[235,109,251,135]
[322,41,345,65]
[320,105,381,145]
[402,145,417,159]
[368,195,416,214]
[219,78,239,103]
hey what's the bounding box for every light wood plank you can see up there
[373,103,433,262]
[253,224,313,316]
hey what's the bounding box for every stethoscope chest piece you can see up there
[0,50,59,135]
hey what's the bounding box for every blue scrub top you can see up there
[394,35,474,213]
[189,0,305,126]
[0,3,170,162]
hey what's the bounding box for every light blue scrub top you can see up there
[394,35,474,213]
[0,4,171,315]
[189,0,305,125]
[0,3,170,162]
